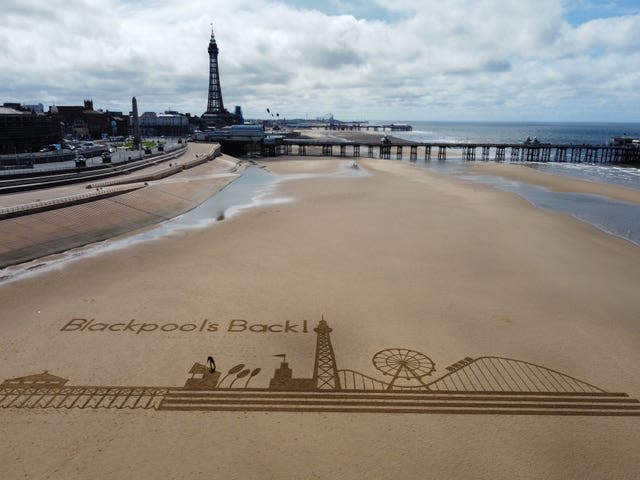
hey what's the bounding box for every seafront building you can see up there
[56,99,128,140]
[0,103,61,154]
[139,111,190,137]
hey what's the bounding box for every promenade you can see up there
[0,143,240,267]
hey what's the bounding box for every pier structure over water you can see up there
[270,139,640,164]
[324,122,413,132]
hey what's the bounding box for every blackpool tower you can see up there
[202,27,242,127]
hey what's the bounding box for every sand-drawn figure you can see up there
[207,356,216,373]
[229,368,251,388]
[2,318,639,415]
[217,363,245,387]
[158,320,640,415]
[0,371,167,409]
[372,348,435,390]
[246,368,261,388]
[184,363,221,390]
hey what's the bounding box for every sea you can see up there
[386,120,640,146]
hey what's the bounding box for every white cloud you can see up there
[0,0,638,121]
[566,14,640,53]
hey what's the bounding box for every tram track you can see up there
[0,146,187,194]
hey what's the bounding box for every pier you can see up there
[268,139,640,164]
[324,123,413,132]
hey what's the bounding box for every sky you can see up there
[1,0,639,122]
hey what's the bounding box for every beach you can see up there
[0,153,639,479]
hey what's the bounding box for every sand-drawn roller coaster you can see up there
[338,350,608,393]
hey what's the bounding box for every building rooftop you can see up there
[0,106,30,115]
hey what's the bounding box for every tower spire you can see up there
[209,23,216,44]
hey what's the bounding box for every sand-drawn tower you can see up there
[312,318,342,390]
[202,27,241,127]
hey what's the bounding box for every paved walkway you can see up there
[0,143,212,208]
[0,144,240,267]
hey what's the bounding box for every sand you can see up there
[0,156,639,479]
[467,161,640,204]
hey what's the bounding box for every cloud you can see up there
[566,14,640,53]
[0,0,638,121]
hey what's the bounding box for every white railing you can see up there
[0,184,146,219]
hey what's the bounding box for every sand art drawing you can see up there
[2,319,639,416]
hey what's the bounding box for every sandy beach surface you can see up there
[1,155,639,479]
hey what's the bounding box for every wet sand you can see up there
[467,161,640,204]
[0,157,639,479]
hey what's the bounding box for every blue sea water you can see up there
[389,121,640,146]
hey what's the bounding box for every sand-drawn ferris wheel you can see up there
[372,348,435,390]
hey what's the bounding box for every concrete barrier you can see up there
[0,145,221,221]
[0,184,147,220]
[87,144,221,188]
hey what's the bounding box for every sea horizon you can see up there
[372,120,640,146]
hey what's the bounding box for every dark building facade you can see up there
[106,111,129,138]
[56,99,124,139]
[0,104,62,154]
[139,111,190,137]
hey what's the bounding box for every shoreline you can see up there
[465,161,640,204]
